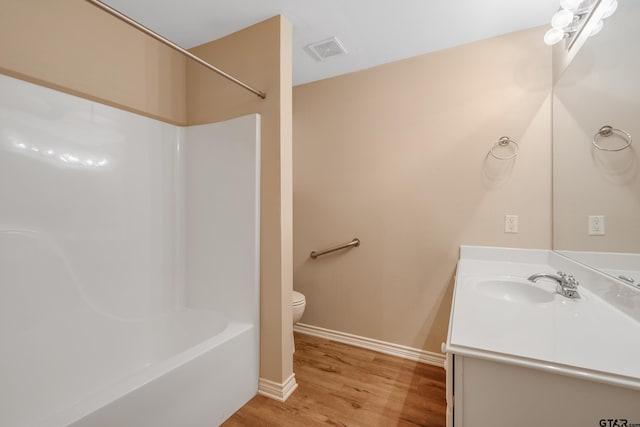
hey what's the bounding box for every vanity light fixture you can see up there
[544,0,618,46]
[551,9,575,29]
[560,0,581,9]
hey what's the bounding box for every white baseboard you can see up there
[257,373,298,402]
[294,323,445,368]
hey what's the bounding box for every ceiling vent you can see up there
[306,37,348,61]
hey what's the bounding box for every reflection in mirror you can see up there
[553,0,640,286]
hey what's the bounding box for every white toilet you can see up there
[292,290,306,352]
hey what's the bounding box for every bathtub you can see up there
[3,308,257,427]
[0,75,261,427]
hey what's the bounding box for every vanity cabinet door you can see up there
[451,356,640,427]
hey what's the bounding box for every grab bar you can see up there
[310,238,360,259]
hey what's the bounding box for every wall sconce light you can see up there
[544,0,618,46]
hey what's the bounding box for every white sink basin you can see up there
[474,278,554,303]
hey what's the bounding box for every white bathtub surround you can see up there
[0,74,260,427]
[444,246,640,427]
[294,323,445,367]
[184,117,261,325]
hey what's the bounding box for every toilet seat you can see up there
[292,291,306,353]
[292,290,306,306]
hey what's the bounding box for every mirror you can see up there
[553,0,640,286]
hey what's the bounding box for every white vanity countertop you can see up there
[445,246,640,391]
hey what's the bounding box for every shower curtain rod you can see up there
[85,0,267,99]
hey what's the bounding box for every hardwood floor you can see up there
[223,333,446,427]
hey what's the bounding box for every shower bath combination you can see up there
[0,74,261,427]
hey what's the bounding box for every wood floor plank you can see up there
[222,333,446,427]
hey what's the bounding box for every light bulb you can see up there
[544,28,565,45]
[551,9,575,29]
[560,0,581,10]
[590,19,604,36]
[602,0,618,18]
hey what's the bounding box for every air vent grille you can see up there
[306,37,348,61]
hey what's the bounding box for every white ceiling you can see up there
[101,0,559,86]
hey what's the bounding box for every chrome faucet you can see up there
[527,271,580,299]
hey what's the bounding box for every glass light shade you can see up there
[560,0,581,10]
[551,9,575,29]
[602,0,618,19]
[544,28,565,45]
[574,0,598,14]
[590,19,604,36]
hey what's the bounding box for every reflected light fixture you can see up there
[602,0,618,18]
[543,0,618,46]
[590,19,604,36]
[7,138,109,170]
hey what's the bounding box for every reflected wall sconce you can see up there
[544,0,618,47]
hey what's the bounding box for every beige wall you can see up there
[0,0,187,125]
[187,16,294,384]
[293,27,552,354]
[553,0,640,253]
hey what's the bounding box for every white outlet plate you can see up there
[588,215,605,235]
[505,215,519,233]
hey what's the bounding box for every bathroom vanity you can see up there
[444,246,640,427]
